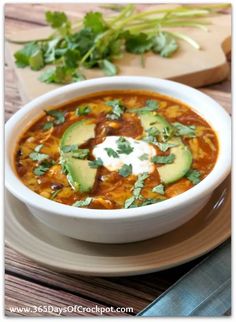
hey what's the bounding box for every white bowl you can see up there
[5,77,231,244]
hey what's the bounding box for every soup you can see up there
[15,90,218,209]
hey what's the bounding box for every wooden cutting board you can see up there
[5,5,231,103]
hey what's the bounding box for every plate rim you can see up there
[5,184,231,277]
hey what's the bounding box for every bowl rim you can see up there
[5,76,231,220]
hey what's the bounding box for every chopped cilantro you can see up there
[152,184,165,195]
[104,147,119,158]
[29,152,49,162]
[89,158,103,168]
[118,164,132,177]
[29,144,48,162]
[185,169,201,185]
[146,127,159,137]
[161,126,173,142]
[156,141,178,152]
[34,160,55,176]
[61,144,78,153]
[42,121,54,131]
[72,149,90,159]
[75,106,91,116]
[34,144,43,152]
[173,122,196,138]
[45,109,65,125]
[116,137,134,154]
[151,154,175,164]
[124,196,136,209]
[130,99,158,114]
[106,100,124,120]
[139,153,149,161]
[73,197,93,207]
[124,172,149,208]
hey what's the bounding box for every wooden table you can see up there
[5,4,231,317]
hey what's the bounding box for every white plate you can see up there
[5,178,230,277]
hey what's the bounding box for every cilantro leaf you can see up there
[173,122,196,138]
[89,158,103,168]
[14,42,41,68]
[104,148,119,158]
[125,33,154,54]
[161,126,173,142]
[73,197,93,207]
[33,160,55,176]
[116,137,134,154]
[29,152,48,162]
[152,184,165,195]
[75,106,91,116]
[39,66,84,85]
[146,127,159,137]
[83,12,107,34]
[42,121,54,131]
[45,11,68,28]
[29,145,48,162]
[152,32,178,57]
[45,11,71,35]
[99,59,117,76]
[133,172,149,198]
[130,99,158,114]
[151,154,175,164]
[45,109,65,125]
[118,164,132,177]
[139,153,149,161]
[124,172,149,208]
[124,196,136,209]
[185,169,201,185]
[61,144,78,153]
[106,100,124,120]
[156,141,178,152]
[34,144,43,153]
[72,149,90,159]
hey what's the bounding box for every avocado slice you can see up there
[158,138,192,184]
[60,120,97,192]
[139,112,173,141]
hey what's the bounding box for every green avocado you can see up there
[158,137,192,184]
[139,112,173,141]
[60,120,97,192]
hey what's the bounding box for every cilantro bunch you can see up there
[13,4,229,84]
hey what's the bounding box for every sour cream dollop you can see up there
[92,136,156,175]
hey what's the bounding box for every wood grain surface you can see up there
[4,3,231,317]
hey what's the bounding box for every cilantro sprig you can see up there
[13,5,228,84]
